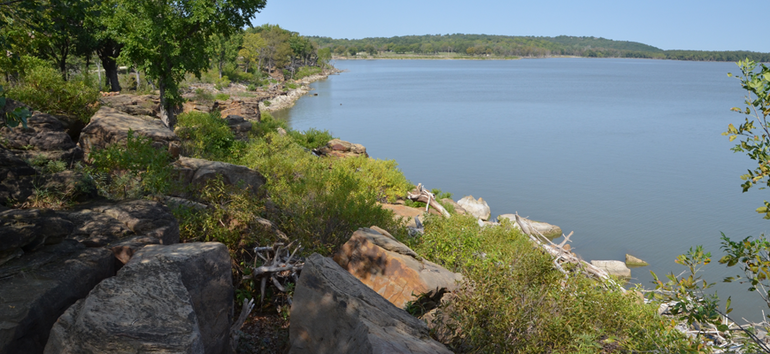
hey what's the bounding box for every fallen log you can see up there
[407,183,451,218]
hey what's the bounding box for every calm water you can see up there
[276,58,770,322]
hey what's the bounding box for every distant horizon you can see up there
[252,0,770,53]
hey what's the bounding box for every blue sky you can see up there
[251,0,769,52]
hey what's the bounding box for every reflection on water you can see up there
[279,58,770,322]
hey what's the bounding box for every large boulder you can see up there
[44,242,232,354]
[44,261,204,354]
[334,227,463,309]
[314,139,368,158]
[0,111,83,163]
[212,99,261,122]
[0,200,181,353]
[289,254,452,354]
[456,195,491,221]
[100,94,160,118]
[0,242,116,354]
[0,148,37,207]
[497,214,563,238]
[173,156,266,197]
[78,106,178,161]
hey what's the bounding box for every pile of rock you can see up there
[314,138,368,158]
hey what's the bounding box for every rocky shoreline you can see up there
[260,69,341,113]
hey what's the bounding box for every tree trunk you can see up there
[96,39,123,92]
[135,67,140,90]
[158,70,176,129]
[218,60,223,79]
[96,59,102,91]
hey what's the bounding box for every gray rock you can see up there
[44,260,204,354]
[590,260,631,278]
[0,146,37,207]
[497,214,563,238]
[173,156,266,197]
[0,242,116,354]
[0,111,83,163]
[127,243,233,354]
[94,200,180,245]
[625,254,649,267]
[289,254,452,354]
[456,195,491,221]
[78,106,178,161]
[0,208,74,266]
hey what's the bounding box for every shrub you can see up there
[294,66,322,80]
[6,60,100,122]
[87,130,173,199]
[286,127,333,150]
[176,111,244,162]
[332,156,413,203]
[405,216,699,353]
[250,111,287,138]
[214,93,230,101]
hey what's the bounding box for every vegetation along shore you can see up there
[4,0,770,351]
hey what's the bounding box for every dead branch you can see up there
[247,242,305,306]
[407,183,451,218]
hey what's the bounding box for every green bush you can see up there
[214,93,230,101]
[286,127,333,150]
[294,66,322,80]
[405,216,699,353]
[87,130,174,199]
[250,111,287,138]
[176,111,244,162]
[7,60,99,122]
[332,156,413,203]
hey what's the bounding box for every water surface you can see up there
[277,58,770,322]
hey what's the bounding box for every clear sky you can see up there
[250,0,769,52]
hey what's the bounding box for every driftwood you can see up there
[230,298,255,352]
[244,242,304,306]
[407,183,451,218]
[513,213,625,292]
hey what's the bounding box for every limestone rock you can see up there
[78,106,178,161]
[590,260,631,278]
[334,227,463,309]
[289,254,452,354]
[173,156,266,197]
[457,195,491,221]
[212,99,261,121]
[625,254,649,267]
[0,242,116,354]
[44,260,204,354]
[497,214,563,238]
[314,138,368,158]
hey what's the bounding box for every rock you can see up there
[78,106,178,161]
[379,203,425,228]
[94,200,180,245]
[314,138,368,158]
[0,208,74,266]
[212,99,261,121]
[0,111,83,163]
[223,114,253,140]
[44,260,204,354]
[100,94,160,117]
[289,254,452,354]
[126,243,234,354]
[334,227,463,309]
[276,127,287,136]
[0,241,116,354]
[173,156,266,197]
[456,195,491,221]
[440,198,466,215]
[625,254,649,267]
[590,260,631,278]
[0,147,37,207]
[497,214,563,238]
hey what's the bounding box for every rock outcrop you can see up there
[0,200,180,353]
[497,214,563,238]
[334,227,463,309]
[0,111,83,163]
[314,138,368,158]
[0,147,37,207]
[45,243,233,354]
[78,106,178,161]
[173,156,266,197]
[289,253,452,354]
[100,94,160,118]
[213,99,261,121]
[625,254,649,267]
[456,195,491,221]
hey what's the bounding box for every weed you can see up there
[286,127,333,150]
[215,93,230,101]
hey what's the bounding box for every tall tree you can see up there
[107,0,266,128]
[211,32,243,79]
[239,32,266,73]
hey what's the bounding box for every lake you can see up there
[275,58,770,322]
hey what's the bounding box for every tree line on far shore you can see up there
[311,34,770,62]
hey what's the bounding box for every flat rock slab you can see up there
[590,260,631,278]
[335,227,463,309]
[290,254,452,354]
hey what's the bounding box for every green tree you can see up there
[317,47,331,69]
[239,32,266,73]
[106,0,266,128]
[211,32,243,79]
